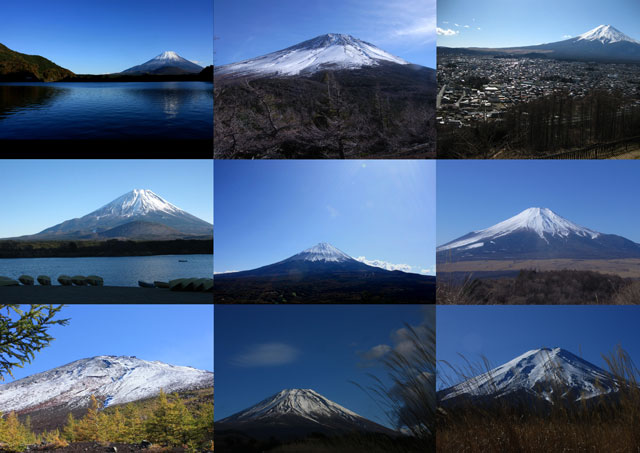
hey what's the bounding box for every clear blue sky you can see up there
[214,0,436,68]
[0,160,213,238]
[437,0,640,48]
[1,0,213,74]
[437,305,640,390]
[214,160,435,275]
[437,160,640,246]
[2,304,213,383]
[215,304,430,429]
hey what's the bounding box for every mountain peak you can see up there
[439,347,617,404]
[96,189,182,218]
[220,387,361,423]
[216,33,409,78]
[438,207,600,252]
[0,355,213,415]
[577,24,639,44]
[285,242,355,263]
[155,50,181,60]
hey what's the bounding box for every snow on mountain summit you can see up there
[221,388,361,424]
[155,51,182,61]
[283,242,355,263]
[438,207,599,252]
[216,33,409,77]
[577,25,640,44]
[0,355,213,414]
[439,348,618,404]
[92,189,182,219]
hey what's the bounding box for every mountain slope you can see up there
[214,242,435,303]
[0,355,213,432]
[22,189,213,239]
[0,43,74,82]
[438,348,618,408]
[121,51,203,75]
[216,33,409,79]
[216,388,396,440]
[440,25,640,62]
[437,207,640,262]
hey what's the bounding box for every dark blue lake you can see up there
[0,254,212,287]
[0,82,212,139]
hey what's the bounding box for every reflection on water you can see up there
[0,82,213,139]
[0,85,67,119]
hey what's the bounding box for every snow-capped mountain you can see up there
[282,242,355,263]
[441,25,640,62]
[216,388,396,439]
[214,242,435,303]
[438,348,618,407]
[215,33,409,78]
[576,24,640,45]
[121,51,203,75]
[437,207,640,261]
[217,242,400,278]
[0,355,213,415]
[29,189,212,239]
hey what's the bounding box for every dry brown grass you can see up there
[437,346,640,452]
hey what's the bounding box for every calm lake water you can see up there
[0,255,212,287]
[0,82,213,139]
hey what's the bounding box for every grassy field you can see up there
[438,258,640,279]
[437,347,640,452]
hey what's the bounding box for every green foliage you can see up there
[0,42,74,81]
[0,305,69,380]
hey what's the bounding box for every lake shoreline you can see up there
[0,239,213,259]
[0,285,212,303]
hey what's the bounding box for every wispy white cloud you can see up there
[463,25,470,28]
[358,344,392,361]
[355,256,412,273]
[354,0,436,43]
[454,23,460,27]
[233,342,299,367]
[563,34,572,39]
[214,270,238,274]
[477,27,482,31]
[442,21,449,24]
[326,205,339,218]
[437,27,459,36]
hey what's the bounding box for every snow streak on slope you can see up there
[441,348,617,403]
[437,207,599,251]
[283,242,355,263]
[0,356,213,413]
[216,33,409,77]
[220,389,362,424]
[577,25,640,45]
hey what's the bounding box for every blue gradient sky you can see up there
[215,304,430,428]
[437,0,640,48]
[1,0,212,74]
[2,304,214,383]
[0,160,213,238]
[437,305,640,390]
[437,160,640,246]
[214,160,435,275]
[214,0,436,68]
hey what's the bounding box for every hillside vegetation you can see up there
[1,389,213,452]
[0,239,212,258]
[0,43,74,82]
[214,65,436,159]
